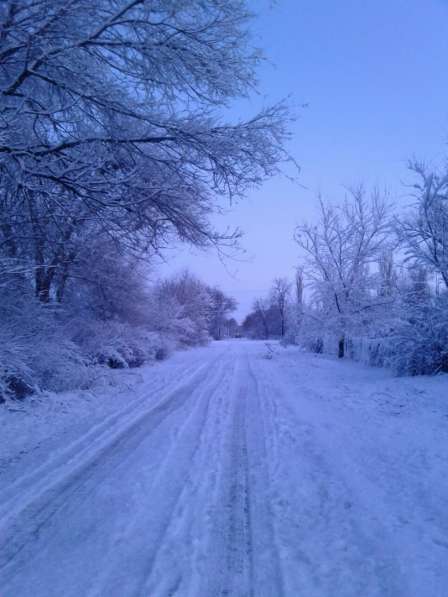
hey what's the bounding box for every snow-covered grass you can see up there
[250,342,448,596]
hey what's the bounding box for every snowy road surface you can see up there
[1,340,448,596]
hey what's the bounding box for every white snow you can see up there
[1,340,448,596]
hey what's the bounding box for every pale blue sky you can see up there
[158,0,448,320]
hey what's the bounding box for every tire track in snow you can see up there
[140,354,239,597]
[135,354,235,597]
[244,354,285,596]
[217,374,254,597]
[84,351,236,597]
[0,358,210,522]
[0,351,228,590]
[2,340,448,596]
[195,354,284,597]
[0,358,204,511]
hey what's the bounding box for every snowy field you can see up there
[1,340,448,597]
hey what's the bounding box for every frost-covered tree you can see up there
[223,318,240,338]
[0,187,94,302]
[151,271,214,347]
[270,277,291,338]
[65,240,152,325]
[0,0,292,395]
[295,187,391,357]
[282,268,304,345]
[397,161,448,289]
[243,297,282,339]
[252,298,271,339]
[377,250,398,298]
[377,162,448,375]
[0,0,292,302]
[207,287,237,340]
[243,283,291,340]
[378,266,448,375]
[242,309,264,339]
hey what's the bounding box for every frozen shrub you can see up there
[0,281,92,396]
[149,272,213,347]
[384,295,448,376]
[70,319,164,369]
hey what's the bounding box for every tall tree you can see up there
[397,161,448,289]
[270,277,291,337]
[253,298,271,339]
[207,287,237,340]
[0,0,293,301]
[295,187,391,357]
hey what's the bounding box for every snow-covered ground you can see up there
[1,340,448,597]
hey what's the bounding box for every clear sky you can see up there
[158,0,448,321]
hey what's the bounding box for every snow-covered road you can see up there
[1,340,448,596]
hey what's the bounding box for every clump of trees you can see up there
[207,287,238,340]
[289,163,448,375]
[242,277,292,339]
[0,0,287,399]
[0,260,237,400]
[243,161,448,377]
[149,271,237,346]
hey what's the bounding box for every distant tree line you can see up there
[242,278,292,339]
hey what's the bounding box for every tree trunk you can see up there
[56,271,68,303]
[338,336,345,359]
[35,270,51,303]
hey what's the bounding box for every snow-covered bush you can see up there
[379,293,448,376]
[149,272,213,347]
[0,281,92,398]
[0,263,225,400]
[70,319,173,370]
